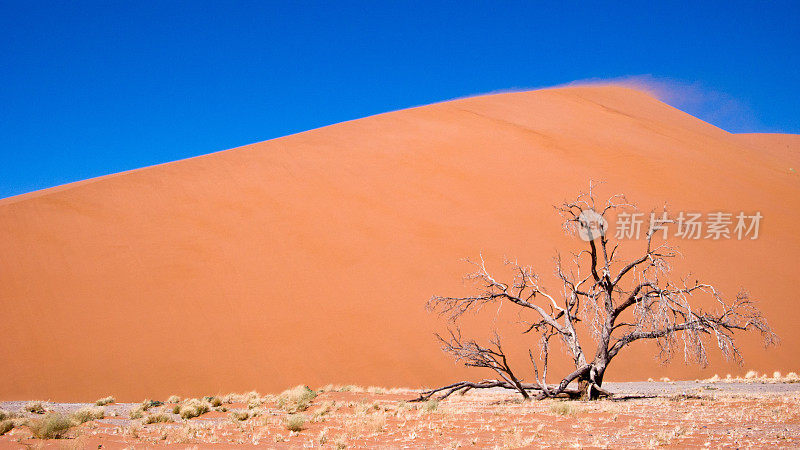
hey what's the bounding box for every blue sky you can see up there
[1,1,798,199]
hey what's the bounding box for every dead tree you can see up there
[417,184,776,401]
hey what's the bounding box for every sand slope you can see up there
[1,85,798,401]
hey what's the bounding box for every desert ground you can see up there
[1,374,799,448]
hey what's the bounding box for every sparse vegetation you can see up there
[25,401,47,414]
[549,402,579,416]
[95,396,115,406]
[129,406,146,419]
[230,410,251,421]
[277,385,317,412]
[423,399,439,412]
[140,399,162,410]
[312,401,336,421]
[203,396,223,407]
[285,413,306,431]
[29,413,73,439]
[0,420,14,436]
[72,406,104,423]
[336,385,365,393]
[1,384,798,447]
[179,399,211,419]
[143,412,174,424]
[167,395,181,403]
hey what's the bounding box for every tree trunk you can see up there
[577,364,606,400]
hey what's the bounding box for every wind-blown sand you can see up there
[0,85,798,401]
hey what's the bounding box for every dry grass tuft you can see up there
[337,385,365,393]
[312,401,336,422]
[423,399,439,412]
[344,411,387,435]
[25,401,47,414]
[95,396,115,406]
[285,414,306,431]
[549,401,580,416]
[29,413,73,439]
[143,412,174,424]
[129,406,146,420]
[203,396,223,407]
[354,401,380,416]
[71,406,104,424]
[140,399,162,411]
[179,399,211,419]
[167,395,181,403]
[0,420,14,436]
[277,385,317,412]
[221,391,261,405]
[230,410,251,421]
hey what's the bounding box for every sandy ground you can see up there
[1,381,799,448]
[1,85,799,400]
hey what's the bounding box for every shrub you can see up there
[206,396,222,407]
[0,420,13,436]
[277,385,317,412]
[29,413,73,439]
[71,407,104,424]
[312,401,335,421]
[0,409,14,421]
[167,395,181,403]
[95,396,115,406]
[143,413,174,424]
[25,401,47,414]
[179,399,210,419]
[230,410,251,421]
[285,414,306,432]
[129,407,145,420]
[337,385,365,393]
[423,399,438,412]
[140,399,162,410]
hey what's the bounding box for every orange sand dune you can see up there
[735,133,800,167]
[1,85,798,401]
